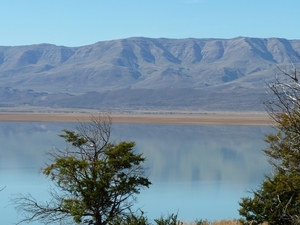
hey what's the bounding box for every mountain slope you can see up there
[0,37,299,111]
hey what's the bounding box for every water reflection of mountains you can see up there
[113,124,273,185]
[0,122,273,186]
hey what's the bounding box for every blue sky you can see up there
[1,0,300,47]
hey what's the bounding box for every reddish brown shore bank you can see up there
[0,113,272,126]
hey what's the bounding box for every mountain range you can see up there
[1,37,299,112]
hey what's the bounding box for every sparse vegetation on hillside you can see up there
[1,37,300,111]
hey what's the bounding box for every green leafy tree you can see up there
[239,67,300,224]
[14,114,151,225]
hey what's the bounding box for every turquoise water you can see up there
[0,122,273,224]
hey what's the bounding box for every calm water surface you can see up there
[0,122,273,224]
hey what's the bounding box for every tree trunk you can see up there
[95,211,102,225]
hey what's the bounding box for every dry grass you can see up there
[0,112,271,125]
[182,220,268,225]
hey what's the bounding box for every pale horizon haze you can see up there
[1,0,300,47]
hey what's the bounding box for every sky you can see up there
[1,0,300,47]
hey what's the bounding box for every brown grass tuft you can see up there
[181,220,268,225]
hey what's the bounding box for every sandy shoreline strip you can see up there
[0,113,272,125]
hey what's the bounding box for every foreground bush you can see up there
[238,67,300,224]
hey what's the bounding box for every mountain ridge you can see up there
[0,37,299,112]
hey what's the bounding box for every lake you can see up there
[0,122,273,224]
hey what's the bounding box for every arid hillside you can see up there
[0,37,299,111]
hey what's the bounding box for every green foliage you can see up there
[59,129,88,147]
[154,213,181,225]
[110,211,149,225]
[109,212,182,225]
[239,173,300,224]
[46,132,151,224]
[239,113,300,224]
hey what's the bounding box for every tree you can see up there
[239,66,300,224]
[13,114,151,225]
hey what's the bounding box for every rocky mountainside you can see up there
[0,37,299,112]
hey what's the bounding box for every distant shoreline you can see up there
[0,113,272,126]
